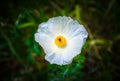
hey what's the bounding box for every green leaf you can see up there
[74,54,85,64]
[79,54,85,63]
[33,44,42,55]
[75,5,81,22]
[27,53,34,62]
[17,22,35,29]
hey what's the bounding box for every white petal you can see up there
[62,20,88,63]
[62,31,88,63]
[45,16,73,36]
[37,22,55,38]
[34,32,55,55]
[45,53,64,65]
[63,20,88,39]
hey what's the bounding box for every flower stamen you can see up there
[55,35,67,48]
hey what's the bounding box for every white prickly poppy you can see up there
[35,16,88,65]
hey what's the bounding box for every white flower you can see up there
[35,16,88,65]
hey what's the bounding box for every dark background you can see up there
[0,0,120,81]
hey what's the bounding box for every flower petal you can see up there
[45,16,72,36]
[63,20,88,39]
[62,31,88,63]
[45,53,64,65]
[35,31,55,55]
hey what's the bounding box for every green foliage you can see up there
[0,0,120,81]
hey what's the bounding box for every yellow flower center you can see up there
[55,35,67,48]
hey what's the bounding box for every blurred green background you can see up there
[0,0,120,81]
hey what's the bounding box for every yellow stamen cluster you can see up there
[55,35,67,48]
